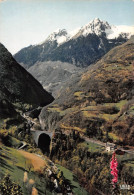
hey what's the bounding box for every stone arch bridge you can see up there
[31,130,53,153]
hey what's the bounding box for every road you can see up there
[83,136,134,155]
[18,141,28,150]
[83,136,105,147]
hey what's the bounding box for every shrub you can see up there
[0,174,22,195]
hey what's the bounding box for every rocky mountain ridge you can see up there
[14,18,134,68]
[73,18,133,39]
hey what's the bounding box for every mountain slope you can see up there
[28,61,82,97]
[45,32,128,67]
[14,18,134,68]
[0,43,54,113]
[39,36,134,145]
[14,29,70,69]
[38,37,134,194]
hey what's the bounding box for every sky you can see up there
[0,0,134,54]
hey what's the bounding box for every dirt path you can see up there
[19,150,46,171]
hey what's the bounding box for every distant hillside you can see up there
[0,43,54,118]
[28,61,82,97]
[14,18,133,68]
[39,37,134,146]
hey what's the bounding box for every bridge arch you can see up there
[31,130,53,153]
[38,133,51,153]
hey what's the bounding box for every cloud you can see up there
[0,0,6,2]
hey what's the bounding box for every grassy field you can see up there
[117,152,134,170]
[19,150,46,171]
[0,145,51,195]
[57,164,88,195]
[78,141,105,153]
[0,144,89,194]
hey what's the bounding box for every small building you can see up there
[105,142,117,152]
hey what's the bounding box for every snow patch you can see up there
[70,28,80,38]
[46,29,70,46]
[74,18,134,40]
[106,25,134,39]
[57,35,69,45]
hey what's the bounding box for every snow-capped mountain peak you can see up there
[89,18,110,29]
[33,18,134,48]
[46,29,70,45]
[72,18,134,40]
[73,18,111,38]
